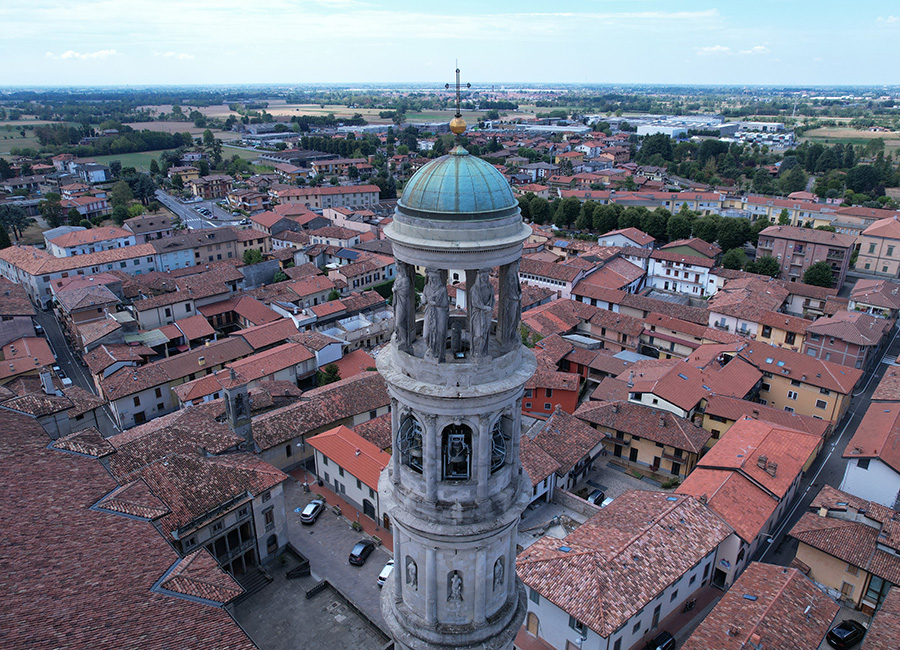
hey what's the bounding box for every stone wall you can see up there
[551,488,601,518]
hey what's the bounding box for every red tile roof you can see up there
[0,337,55,381]
[843,402,900,473]
[333,349,375,379]
[862,583,900,649]
[308,425,390,490]
[528,408,605,475]
[575,401,711,453]
[352,413,392,451]
[682,562,839,650]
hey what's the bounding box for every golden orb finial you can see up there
[449,116,467,135]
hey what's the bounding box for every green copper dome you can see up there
[398,146,518,220]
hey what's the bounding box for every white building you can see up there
[647,250,717,297]
[840,401,900,508]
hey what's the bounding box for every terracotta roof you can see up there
[843,402,900,473]
[575,401,711,453]
[308,425,390,490]
[682,562,839,650]
[159,549,244,604]
[526,369,580,392]
[333,349,375,379]
[251,372,389,450]
[1,390,73,417]
[862,584,900,649]
[0,409,256,650]
[234,318,299,350]
[738,340,862,394]
[64,385,107,418]
[174,314,216,341]
[517,491,733,638]
[600,227,654,246]
[528,408,605,475]
[873,366,900,401]
[703,394,830,438]
[862,215,900,239]
[0,337,55,381]
[806,310,892,346]
[519,434,561,486]
[851,278,900,310]
[520,257,587,283]
[0,277,34,317]
[650,249,716,267]
[352,413,392,451]
[697,417,822,499]
[285,274,336,298]
[83,343,154,375]
[759,225,856,247]
[48,226,132,248]
[708,276,789,320]
[661,237,722,258]
[619,292,709,324]
[198,295,280,325]
[289,330,341,352]
[52,426,114,458]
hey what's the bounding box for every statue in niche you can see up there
[233,392,247,418]
[469,269,493,358]
[500,261,522,348]
[392,263,413,351]
[406,557,417,590]
[423,268,449,361]
[448,570,463,602]
[493,557,504,591]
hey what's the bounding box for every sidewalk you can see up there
[289,468,394,552]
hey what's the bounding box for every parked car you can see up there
[587,489,605,505]
[55,366,73,387]
[826,620,867,649]
[349,539,376,566]
[240,218,251,225]
[33,322,43,335]
[645,631,676,650]
[299,499,325,525]
[376,559,394,587]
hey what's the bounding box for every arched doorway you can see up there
[383,513,392,531]
[363,499,376,520]
[526,612,540,635]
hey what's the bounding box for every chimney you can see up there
[198,356,205,366]
[756,454,768,470]
[766,461,778,477]
[699,493,707,504]
[40,368,55,395]
[658,415,665,427]
[612,403,619,413]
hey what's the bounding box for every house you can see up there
[640,312,743,360]
[327,255,395,291]
[597,227,655,249]
[308,225,362,248]
[0,277,36,347]
[0,408,257,650]
[520,162,559,182]
[271,184,380,210]
[60,195,111,221]
[166,165,200,182]
[790,485,900,613]
[45,226,136,257]
[575,401,710,479]
[187,174,234,200]
[701,394,831,448]
[647,249,717,297]
[150,227,239,271]
[0,336,56,385]
[677,417,823,585]
[517,491,734,650]
[660,237,722,261]
[682,562,839,650]
[123,214,176,243]
[756,225,856,290]
[840,396,900,508]
[803,310,893,370]
[54,283,121,346]
[849,278,900,320]
[780,280,838,319]
[862,585,900,648]
[571,256,645,295]
[308,425,391,525]
[706,276,789,337]
[523,371,580,417]
[857,215,900,277]
[518,258,597,301]
[199,295,281,331]
[521,407,606,491]
[226,189,270,214]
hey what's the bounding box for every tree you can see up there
[317,363,341,386]
[203,129,215,148]
[746,255,780,278]
[39,193,64,228]
[0,204,30,240]
[517,196,531,222]
[803,261,834,287]
[716,217,750,252]
[272,270,289,283]
[0,158,13,180]
[721,248,748,270]
[243,249,263,265]
[555,197,581,229]
[777,209,791,226]
[78,219,93,229]
[0,225,10,250]
[149,159,160,175]
[112,205,130,226]
[67,208,83,224]
[197,159,210,176]
[529,197,550,225]
[110,180,134,208]
[778,166,808,195]
[108,160,122,178]
[328,289,341,301]
[692,216,720,243]
[592,204,619,234]
[666,214,692,242]
[640,208,670,242]
[171,174,184,190]
[132,173,156,205]
[846,165,882,195]
[618,206,647,230]
[749,218,772,246]
[348,165,359,180]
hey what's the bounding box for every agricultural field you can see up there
[801,127,900,157]
[222,145,262,161]
[90,150,169,172]
[0,125,44,157]
[122,121,241,141]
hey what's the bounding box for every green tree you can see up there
[328,289,341,301]
[39,193,64,228]
[78,219,93,229]
[66,208,83,224]
[640,208,670,242]
[777,208,791,226]
[133,173,156,205]
[666,214,692,242]
[517,196,531,222]
[716,218,750,252]
[721,248,748,270]
[203,129,215,148]
[749,218,772,246]
[272,270,289,283]
[803,261,834,287]
[618,206,647,230]
[112,205,130,226]
[529,197,550,225]
[171,174,184,190]
[0,158,13,180]
[243,249,263,265]
[692,216,720,243]
[555,196,581,229]
[317,363,341,386]
[746,255,780,278]
[0,204,30,240]
[0,225,10,250]
[592,204,619,234]
[149,159,160,175]
[109,180,134,208]
[777,166,808,195]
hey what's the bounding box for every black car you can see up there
[587,489,605,505]
[826,620,866,649]
[349,539,376,566]
[645,630,676,650]
[299,499,325,525]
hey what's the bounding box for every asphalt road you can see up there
[155,189,243,230]
[33,307,120,436]
[758,322,900,567]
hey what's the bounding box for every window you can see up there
[525,402,532,409]
[369,487,375,499]
[156,403,164,411]
[184,536,197,549]
[356,478,362,490]
[760,382,771,392]
[568,616,586,634]
[212,521,223,532]
[820,388,831,395]
[285,444,292,457]
[816,399,827,409]
[846,563,859,576]
[841,582,855,599]
[398,415,423,474]
[525,389,533,398]
[784,406,794,413]
[689,574,696,585]
[632,621,641,634]
[264,507,275,531]
[133,396,141,407]
[711,429,721,439]
[442,423,472,480]
[858,458,870,470]
[869,243,877,254]
[263,491,271,503]
[543,403,552,411]
[546,389,553,398]
[238,506,249,518]
[339,467,345,478]
[613,640,621,650]
[790,379,802,387]
[670,590,679,602]
[155,387,162,398]
[787,391,798,400]
[889,246,895,257]
[529,588,540,604]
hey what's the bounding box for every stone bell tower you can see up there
[378,107,534,650]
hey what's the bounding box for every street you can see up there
[758,322,900,567]
[154,189,243,230]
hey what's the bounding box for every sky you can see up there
[1,0,899,87]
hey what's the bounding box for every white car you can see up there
[376,559,394,587]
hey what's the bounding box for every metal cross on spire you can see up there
[445,65,470,119]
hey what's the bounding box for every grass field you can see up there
[90,150,169,172]
[801,126,900,157]
[0,125,43,157]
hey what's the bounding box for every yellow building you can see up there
[754,311,808,351]
[701,394,831,449]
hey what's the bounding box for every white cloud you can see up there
[739,45,770,55]
[697,45,731,56]
[154,51,194,60]
[877,15,898,23]
[45,49,117,60]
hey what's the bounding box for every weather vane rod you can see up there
[446,63,471,138]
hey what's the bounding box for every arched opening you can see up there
[526,612,540,635]
[398,414,423,473]
[363,499,376,520]
[442,423,472,480]
[382,513,392,531]
[490,418,507,474]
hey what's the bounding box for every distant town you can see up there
[2,84,900,650]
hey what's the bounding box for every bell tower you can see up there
[378,105,534,650]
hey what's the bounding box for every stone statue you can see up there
[493,557,504,591]
[406,557,417,590]
[423,268,449,361]
[448,571,463,602]
[392,263,413,351]
[233,392,247,418]
[500,261,522,348]
[469,269,493,358]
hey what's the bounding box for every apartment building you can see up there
[756,226,855,290]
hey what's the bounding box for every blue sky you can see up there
[1,0,898,87]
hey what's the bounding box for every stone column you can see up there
[423,414,439,502]
[474,548,487,625]
[393,261,415,352]
[476,414,491,501]
[391,400,401,486]
[394,532,403,603]
[425,547,437,625]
